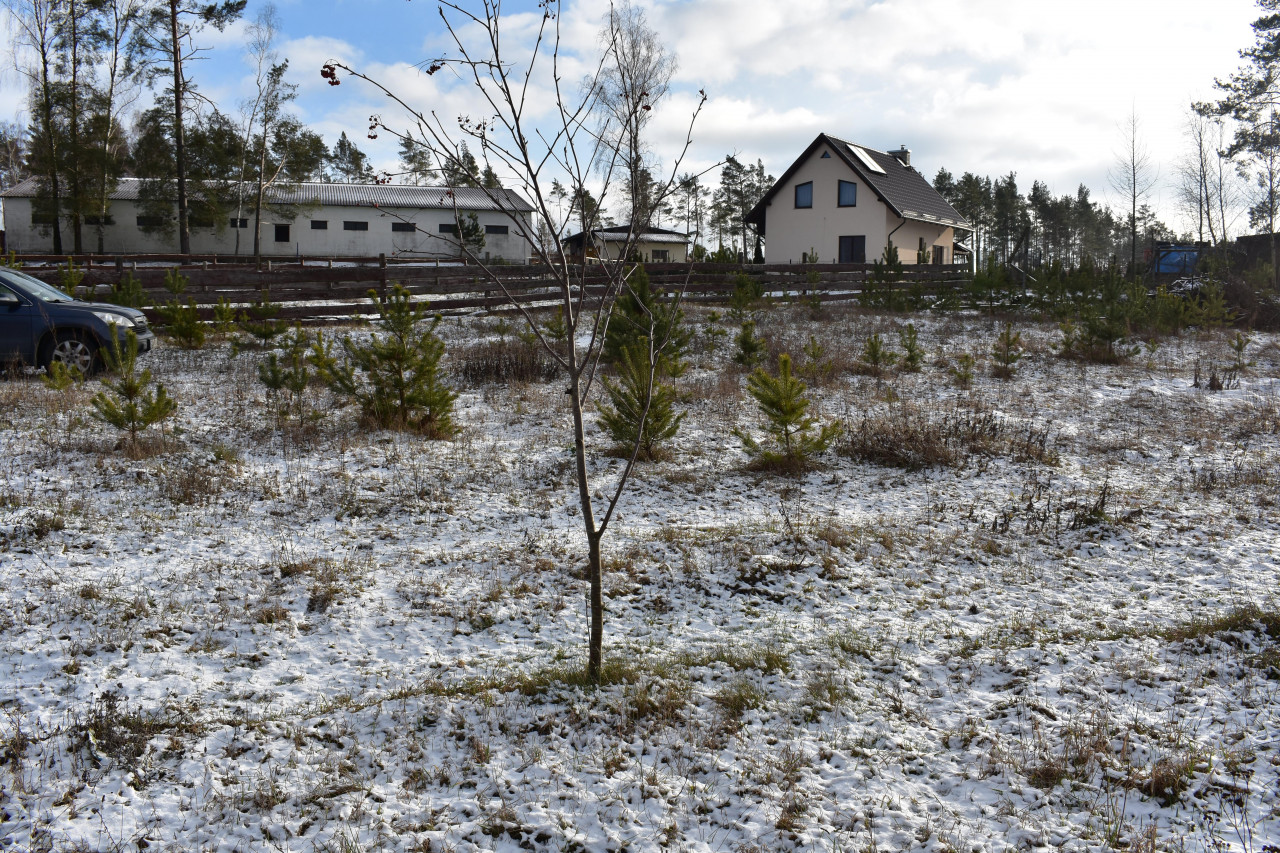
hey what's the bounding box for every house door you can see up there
[932,245,945,265]
[839,235,865,264]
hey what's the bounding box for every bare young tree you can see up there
[1108,107,1159,277]
[595,0,676,229]
[1176,109,1243,246]
[324,0,704,683]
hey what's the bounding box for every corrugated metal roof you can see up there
[745,134,970,232]
[1,177,535,212]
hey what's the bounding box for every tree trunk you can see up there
[170,0,190,255]
[564,298,603,683]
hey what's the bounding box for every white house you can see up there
[562,224,690,264]
[745,134,969,266]
[0,178,535,262]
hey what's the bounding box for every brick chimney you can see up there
[890,145,911,167]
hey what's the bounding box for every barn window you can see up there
[484,224,508,235]
[274,224,290,242]
[439,223,458,234]
[391,222,416,232]
[229,217,249,229]
[137,215,167,227]
[343,221,368,231]
[311,220,328,230]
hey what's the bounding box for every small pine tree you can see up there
[41,360,82,390]
[951,353,976,389]
[237,290,289,348]
[597,345,684,461]
[103,272,147,308]
[603,264,688,377]
[728,272,764,324]
[991,323,1023,379]
[90,330,177,444]
[258,324,315,423]
[311,285,457,437]
[733,320,766,367]
[856,333,898,377]
[59,258,85,296]
[457,213,486,257]
[734,353,841,473]
[1229,331,1254,372]
[799,335,834,384]
[899,323,924,372]
[212,298,240,334]
[155,268,206,349]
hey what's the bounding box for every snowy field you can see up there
[1,305,1278,852]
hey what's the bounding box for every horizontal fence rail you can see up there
[8,257,972,323]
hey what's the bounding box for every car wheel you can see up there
[45,332,99,375]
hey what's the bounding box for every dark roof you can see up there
[745,134,969,233]
[564,224,690,246]
[0,177,535,212]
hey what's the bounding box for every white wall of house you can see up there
[591,238,689,263]
[760,145,952,265]
[0,198,533,262]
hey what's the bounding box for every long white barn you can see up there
[0,178,535,262]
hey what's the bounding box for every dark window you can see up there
[794,182,812,209]
[190,215,215,228]
[932,245,945,265]
[484,224,508,235]
[652,249,669,263]
[229,217,249,229]
[838,235,866,264]
[438,223,458,234]
[311,220,328,230]
[84,214,115,226]
[820,151,831,159]
[343,221,369,231]
[274,224,290,242]
[137,215,167,227]
[391,222,416,233]
[838,180,857,207]
[31,212,57,225]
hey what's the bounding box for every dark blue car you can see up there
[0,267,156,374]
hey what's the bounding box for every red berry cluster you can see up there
[320,63,341,86]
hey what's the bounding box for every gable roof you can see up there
[0,176,535,212]
[745,134,969,233]
[564,224,690,246]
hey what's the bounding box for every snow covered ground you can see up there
[1,305,1277,852]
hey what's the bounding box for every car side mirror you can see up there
[0,292,19,305]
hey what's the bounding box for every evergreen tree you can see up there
[991,322,1023,379]
[91,328,177,444]
[602,263,688,376]
[310,285,457,437]
[328,131,373,182]
[456,213,486,257]
[734,353,841,473]
[480,163,501,189]
[597,344,683,461]
[440,141,481,187]
[399,137,434,185]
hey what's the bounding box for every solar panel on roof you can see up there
[847,145,886,175]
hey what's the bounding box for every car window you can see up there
[0,269,74,303]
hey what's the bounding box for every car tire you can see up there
[41,332,99,375]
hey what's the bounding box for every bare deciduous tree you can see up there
[324,0,705,683]
[1108,108,1159,277]
[1176,108,1242,246]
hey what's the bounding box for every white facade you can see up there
[0,179,535,262]
[748,135,968,267]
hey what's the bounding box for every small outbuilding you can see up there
[562,224,689,264]
[745,134,969,266]
[0,177,535,262]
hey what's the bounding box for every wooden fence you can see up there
[10,256,972,323]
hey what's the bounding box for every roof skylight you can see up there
[847,145,886,175]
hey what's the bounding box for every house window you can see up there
[391,222,416,233]
[484,224,508,235]
[652,249,669,262]
[838,235,866,264]
[838,180,857,207]
[794,182,813,209]
[343,221,368,231]
[137,215,167,228]
[84,214,114,226]
[229,217,249,229]
[190,215,215,228]
[30,212,57,225]
[311,220,328,230]
[820,151,831,159]
[439,223,458,234]
[274,224,290,243]
[932,245,945,265]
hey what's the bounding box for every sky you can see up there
[0,0,1265,233]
